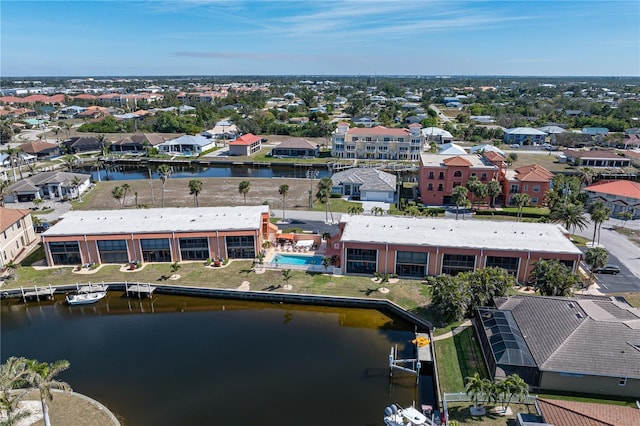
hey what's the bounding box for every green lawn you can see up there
[434,327,488,394]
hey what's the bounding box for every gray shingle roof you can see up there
[331,168,396,192]
[495,295,640,379]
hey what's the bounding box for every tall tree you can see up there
[510,193,530,221]
[428,275,471,323]
[157,164,172,208]
[111,186,124,209]
[282,268,293,288]
[585,247,608,284]
[451,185,469,220]
[71,176,83,202]
[238,180,250,204]
[550,202,588,232]
[24,359,71,426]
[189,179,203,207]
[0,356,31,417]
[316,177,334,223]
[588,202,611,245]
[472,183,488,209]
[503,374,529,411]
[278,184,289,221]
[120,183,131,208]
[465,372,489,409]
[529,259,579,296]
[61,154,76,173]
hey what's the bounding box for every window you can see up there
[442,254,475,275]
[226,235,255,259]
[427,183,433,191]
[438,172,445,180]
[396,251,428,277]
[619,377,627,386]
[180,237,209,260]
[523,185,528,191]
[486,256,519,275]
[481,173,487,180]
[453,171,462,178]
[346,248,377,274]
[141,238,171,262]
[398,138,404,142]
[97,240,128,263]
[531,197,538,204]
[437,184,443,192]
[428,171,434,179]
[533,185,540,193]
[510,184,519,194]
[49,241,81,265]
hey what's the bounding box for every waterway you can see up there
[1,294,434,425]
[86,164,333,181]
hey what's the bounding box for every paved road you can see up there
[574,218,640,287]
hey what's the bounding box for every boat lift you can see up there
[389,344,421,385]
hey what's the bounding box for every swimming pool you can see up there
[272,254,324,266]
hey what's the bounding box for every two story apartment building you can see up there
[331,123,424,160]
[0,207,36,269]
[418,153,499,205]
[504,164,554,206]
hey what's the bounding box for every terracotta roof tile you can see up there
[514,164,554,182]
[537,398,640,426]
[442,156,473,167]
[0,207,31,232]
[229,133,262,146]
[584,180,640,199]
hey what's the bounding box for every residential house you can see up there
[330,168,396,203]
[582,127,609,136]
[271,139,319,158]
[418,153,499,205]
[438,143,467,155]
[110,133,169,153]
[62,136,104,153]
[331,123,424,160]
[3,171,91,203]
[469,144,506,157]
[41,206,277,266]
[535,398,640,426]
[201,120,239,140]
[19,141,60,159]
[228,133,262,156]
[0,207,36,269]
[331,215,581,282]
[503,127,547,146]
[583,180,640,219]
[156,135,216,156]
[562,150,631,168]
[503,164,554,206]
[421,127,453,144]
[475,295,640,398]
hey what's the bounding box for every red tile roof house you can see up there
[536,398,640,426]
[332,214,582,283]
[418,153,499,205]
[228,133,262,156]
[504,164,554,206]
[0,207,36,269]
[20,141,61,159]
[584,180,640,219]
[40,206,277,266]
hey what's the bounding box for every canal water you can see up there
[1,294,434,425]
[87,164,333,181]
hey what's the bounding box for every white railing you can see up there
[262,262,327,273]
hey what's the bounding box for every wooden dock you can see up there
[78,283,110,293]
[20,285,56,302]
[125,283,156,298]
[415,332,433,363]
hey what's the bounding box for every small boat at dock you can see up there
[384,403,439,426]
[65,291,106,305]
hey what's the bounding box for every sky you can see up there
[1,0,639,77]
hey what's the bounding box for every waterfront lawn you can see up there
[445,402,537,425]
[434,327,488,394]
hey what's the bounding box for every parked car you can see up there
[592,264,620,274]
[510,144,520,148]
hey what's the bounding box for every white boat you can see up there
[384,403,437,426]
[65,291,106,305]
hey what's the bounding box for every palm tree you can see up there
[465,176,480,208]
[473,183,488,209]
[510,193,530,222]
[278,184,289,221]
[585,247,608,285]
[404,205,421,216]
[282,269,292,289]
[71,176,83,202]
[486,180,502,208]
[61,154,76,172]
[316,177,333,222]
[189,179,203,207]
[550,202,588,233]
[578,167,597,187]
[238,180,250,204]
[451,186,468,220]
[0,356,31,416]
[322,256,331,273]
[347,205,364,215]
[464,372,488,409]
[4,147,21,182]
[157,164,172,208]
[111,186,124,209]
[589,202,611,245]
[371,206,385,216]
[0,179,10,207]
[120,183,131,208]
[170,261,181,278]
[503,374,529,412]
[24,359,71,426]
